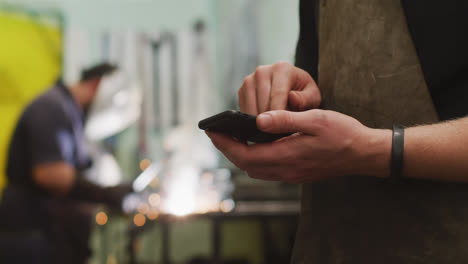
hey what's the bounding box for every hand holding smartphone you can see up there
[198,110,292,143]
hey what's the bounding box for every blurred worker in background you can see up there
[0,63,132,264]
[208,0,468,263]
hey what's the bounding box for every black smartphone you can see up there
[198,110,292,143]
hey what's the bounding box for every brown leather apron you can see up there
[292,1,468,263]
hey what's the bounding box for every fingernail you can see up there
[257,113,272,129]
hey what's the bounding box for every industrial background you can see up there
[0,0,300,263]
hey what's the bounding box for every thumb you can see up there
[257,109,325,135]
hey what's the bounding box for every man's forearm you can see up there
[367,117,468,181]
[403,117,468,182]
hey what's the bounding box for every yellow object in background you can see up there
[0,9,62,193]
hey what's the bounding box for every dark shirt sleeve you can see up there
[295,0,319,80]
[24,102,75,167]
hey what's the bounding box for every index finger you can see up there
[269,62,294,111]
[239,74,259,115]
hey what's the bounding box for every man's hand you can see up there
[239,62,321,115]
[207,110,391,183]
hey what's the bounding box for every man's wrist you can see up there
[358,128,392,178]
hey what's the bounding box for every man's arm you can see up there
[33,162,75,196]
[208,109,468,183]
[33,161,132,209]
[208,61,468,183]
[25,101,131,206]
[402,117,468,182]
[347,115,468,182]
